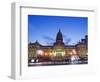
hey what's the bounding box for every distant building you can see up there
[28,29,88,61]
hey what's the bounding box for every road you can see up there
[28,60,88,66]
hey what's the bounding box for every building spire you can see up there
[58,28,61,33]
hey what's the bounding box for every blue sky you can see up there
[28,15,88,45]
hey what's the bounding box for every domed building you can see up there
[28,29,88,63]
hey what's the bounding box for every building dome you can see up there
[55,29,64,45]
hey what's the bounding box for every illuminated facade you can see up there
[28,29,88,62]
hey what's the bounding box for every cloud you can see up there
[43,35,72,45]
[43,36,55,41]
[43,36,55,45]
[65,38,71,44]
[63,34,72,44]
[46,42,53,45]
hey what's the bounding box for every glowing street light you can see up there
[36,50,44,56]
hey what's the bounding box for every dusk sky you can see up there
[28,15,88,45]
